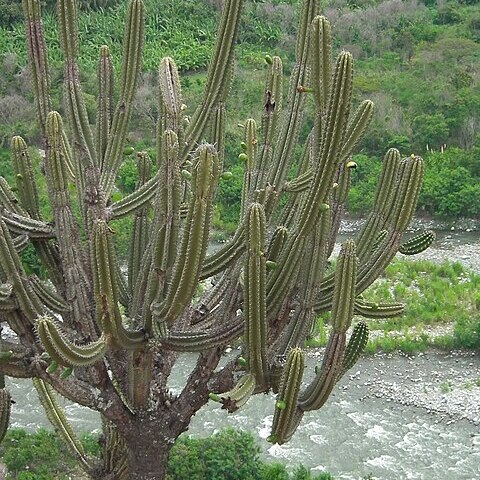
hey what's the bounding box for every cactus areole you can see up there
[0,0,429,478]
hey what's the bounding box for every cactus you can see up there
[0,0,432,478]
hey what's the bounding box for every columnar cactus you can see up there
[0,0,431,478]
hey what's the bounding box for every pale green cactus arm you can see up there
[11,136,40,218]
[0,216,43,323]
[22,0,51,137]
[58,0,97,168]
[337,321,369,380]
[210,373,255,413]
[399,230,436,255]
[353,299,405,318]
[0,386,11,443]
[96,45,114,167]
[298,241,357,411]
[91,219,145,348]
[45,111,95,338]
[36,316,107,367]
[30,275,70,314]
[33,378,92,473]
[128,153,152,294]
[245,203,268,389]
[268,347,305,445]
[152,144,219,330]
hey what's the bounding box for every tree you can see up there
[0,0,430,478]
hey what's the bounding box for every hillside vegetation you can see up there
[0,0,479,240]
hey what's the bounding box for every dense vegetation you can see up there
[0,428,336,480]
[0,0,479,239]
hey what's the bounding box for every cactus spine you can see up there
[0,0,431,477]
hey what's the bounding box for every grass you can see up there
[307,258,480,355]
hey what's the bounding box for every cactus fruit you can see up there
[0,0,431,476]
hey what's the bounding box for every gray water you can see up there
[6,222,480,479]
[7,351,480,479]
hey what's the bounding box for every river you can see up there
[5,220,480,479]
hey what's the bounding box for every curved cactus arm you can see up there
[101,0,145,196]
[33,378,93,473]
[152,144,219,329]
[30,275,70,314]
[158,57,184,144]
[298,331,345,411]
[128,153,152,294]
[9,137,63,284]
[139,131,181,330]
[255,55,283,190]
[0,177,27,216]
[355,155,424,293]
[101,418,128,480]
[283,168,313,193]
[183,0,242,159]
[1,210,55,239]
[109,172,159,220]
[327,160,354,257]
[240,119,258,217]
[339,100,374,162]
[355,148,401,260]
[160,320,244,352]
[245,203,268,389]
[354,299,405,318]
[267,226,288,263]
[298,241,357,411]
[91,220,145,348]
[0,387,11,443]
[310,15,332,115]
[268,347,305,445]
[0,283,13,302]
[36,316,107,368]
[58,0,97,168]
[0,217,43,322]
[96,45,114,167]
[211,104,227,171]
[210,373,255,413]
[297,51,353,234]
[22,0,51,137]
[45,111,94,338]
[199,223,245,280]
[267,0,319,191]
[11,136,40,218]
[13,234,30,254]
[337,321,369,381]
[399,230,435,255]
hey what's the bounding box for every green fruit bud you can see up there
[181,170,192,180]
[265,54,273,65]
[46,361,59,374]
[123,146,135,156]
[237,356,247,366]
[0,351,13,361]
[276,400,286,410]
[240,142,247,151]
[239,153,248,162]
[60,367,73,379]
[209,393,221,402]
[221,171,233,180]
[266,261,278,270]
